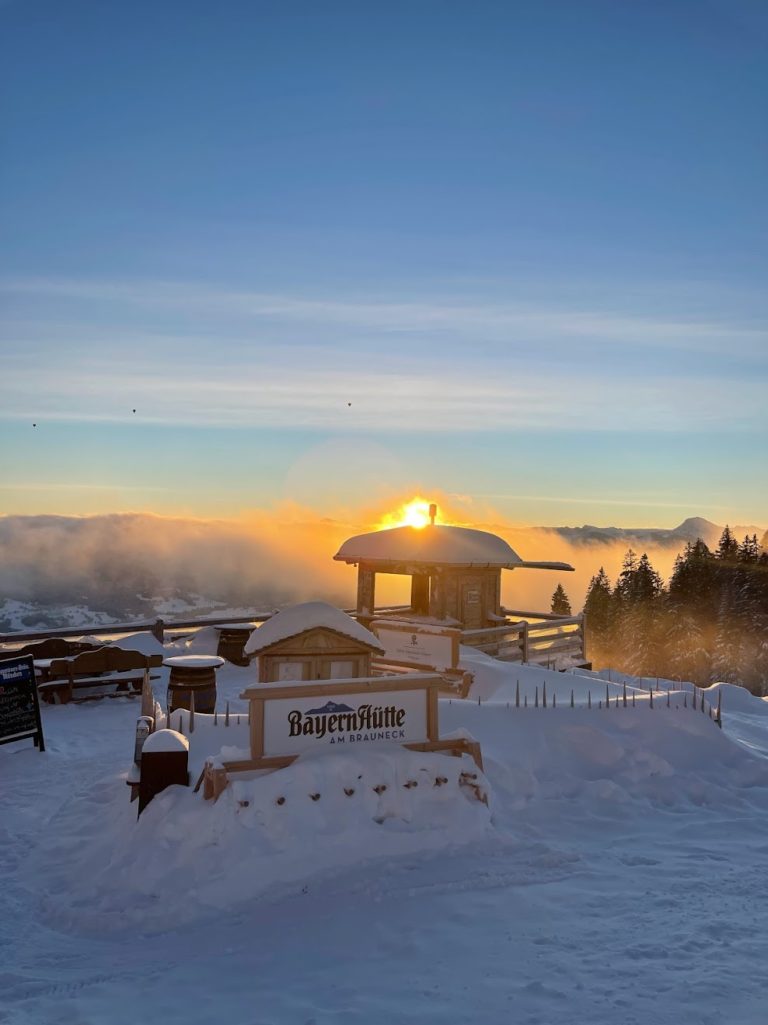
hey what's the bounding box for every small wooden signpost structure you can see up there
[203,673,482,800]
[0,654,45,752]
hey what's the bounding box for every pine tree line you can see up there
[580,527,768,694]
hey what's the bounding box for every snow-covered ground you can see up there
[2,641,768,1024]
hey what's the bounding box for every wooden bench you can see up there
[14,637,104,660]
[39,647,163,704]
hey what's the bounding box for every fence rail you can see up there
[0,605,412,647]
[461,614,587,666]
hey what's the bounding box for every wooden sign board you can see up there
[371,621,459,672]
[0,654,45,751]
[242,675,439,763]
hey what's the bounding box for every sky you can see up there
[1,0,766,530]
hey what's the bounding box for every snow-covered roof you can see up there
[334,524,573,571]
[244,601,384,656]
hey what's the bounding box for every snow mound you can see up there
[26,747,491,933]
[111,631,167,657]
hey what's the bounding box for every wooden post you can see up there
[588,691,591,709]
[151,618,165,644]
[649,688,654,709]
[542,682,547,708]
[515,680,520,708]
[580,613,587,664]
[622,682,627,708]
[522,623,529,663]
[534,686,538,708]
[605,683,609,708]
[570,689,574,708]
[692,688,697,710]
[524,694,528,708]
[188,690,195,734]
[715,690,722,728]
[632,691,635,707]
[552,692,556,708]
[225,700,230,726]
[140,669,153,718]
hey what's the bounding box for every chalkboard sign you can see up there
[0,655,45,751]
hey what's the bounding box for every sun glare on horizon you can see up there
[377,497,435,530]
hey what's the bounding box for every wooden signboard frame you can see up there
[203,673,482,800]
[0,654,45,751]
[370,620,460,672]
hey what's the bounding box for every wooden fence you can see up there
[461,614,587,666]
[0,605,413,648]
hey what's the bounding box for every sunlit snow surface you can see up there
[2,642,768,1025]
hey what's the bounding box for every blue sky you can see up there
[1,0,766,527]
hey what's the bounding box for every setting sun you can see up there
[377,497,435,530]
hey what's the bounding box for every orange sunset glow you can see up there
[376,497,435,530]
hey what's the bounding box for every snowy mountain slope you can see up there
[2,654,768,1024]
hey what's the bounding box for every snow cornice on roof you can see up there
[244,601,384,656]
[334,524,574,572]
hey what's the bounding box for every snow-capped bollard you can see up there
[138,729,189,817]
[133,716,154,765]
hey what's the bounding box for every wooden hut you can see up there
[334,521,574,630]
[243,601,384,683]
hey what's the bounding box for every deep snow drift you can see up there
[2,639,768,1025]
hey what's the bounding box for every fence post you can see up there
[543,682,547,708]
[515,680,520,708]
[715,690,722,728]
[522,623,529,663]
[151,618,165,644]
[622,683,627,708]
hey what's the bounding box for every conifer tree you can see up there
[551,583,572,616]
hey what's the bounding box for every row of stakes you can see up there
[153,682,723,738]
[464,680,723,727]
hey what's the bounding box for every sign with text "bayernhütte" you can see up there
[242,675,440,761]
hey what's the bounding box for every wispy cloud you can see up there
[1,275,766,434]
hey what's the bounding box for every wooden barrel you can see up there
[215,626,253,667]
[167,664,218,714]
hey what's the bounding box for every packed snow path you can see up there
[2,647,768,1025]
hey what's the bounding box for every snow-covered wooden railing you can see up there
[0,605,413,647]
[461,615,587,665]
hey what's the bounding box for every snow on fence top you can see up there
[244,601,384,656]
[334,524,574,571]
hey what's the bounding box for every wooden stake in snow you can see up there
[214,709,218,725]
[588,691,592,709]
[605,683,610,708]
[177,712,184,735]
[632,691,635,707]
[534,686,539,708]
[570,689,574,708]
[715,690,722,728]
[667,686,670,708]
[649,688,654,709]
[598,700,602,709]
[692,688,697,710]
[552,692,556,708]
[543,682,547,708]
[140,669,153,719]
[188,690,195,734]
[524,694,528,708]
[515,680,520,708]
[225,701,230,726]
